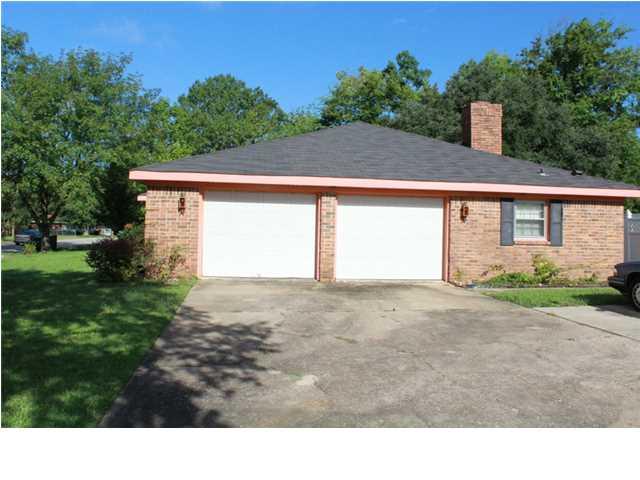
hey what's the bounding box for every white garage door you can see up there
[336,196,443,280]
[202,191,316,278]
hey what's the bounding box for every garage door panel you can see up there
[203,191,315,278]
[336,195,443,280]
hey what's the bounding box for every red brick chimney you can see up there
[462,101,503,155]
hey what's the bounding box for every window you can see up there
[514,201,546,240]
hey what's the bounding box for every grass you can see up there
[1,250,196,427]
[484,287,627,308]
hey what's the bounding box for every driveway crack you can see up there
[536,310,640,343]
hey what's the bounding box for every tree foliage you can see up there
[516,18,640,195]
[520,19,640,125]
[1,27,167,241]
[265,108,323,141]
[173,75,285,155]
[397,52,575,164]
[1,28,31,235]
[321,51,436,125]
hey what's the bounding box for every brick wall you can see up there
[144,186,200,276]
[448,197,624,283]
[318,193,337,281]
[462,102,503,155]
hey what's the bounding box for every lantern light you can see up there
[460,202,469,222]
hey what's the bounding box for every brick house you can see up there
[130,102,640,283]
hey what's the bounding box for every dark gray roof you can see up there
[135,121,639,190]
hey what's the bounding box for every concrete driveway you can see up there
[102,280,640,427]
[536,304,640,341]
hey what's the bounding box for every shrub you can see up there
[86,238,141,282]
[144,244,186,282]
[532,254,560,284]
[118,224,144,242]
[577,273,601,285]
[23,242,37,255]
[86,232,186,283]
[479,272,538,288]
[478,255,593,288]
[548,273,603,287]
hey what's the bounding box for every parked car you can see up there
[608,262,640,310]
[14,228,42,245]
[88,226,113,236]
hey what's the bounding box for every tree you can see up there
[520,19,640,125]
[394,52,573,164]
[95,93,193,232]
[519,19,640,192]
[1,27,28,82]
[321,51,436,126]
[1,180,30,238]
[1,28,31,237]
[173,75,285,155]
[1,28,163,245]
[265,108,323,140]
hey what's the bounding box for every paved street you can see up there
[2,237,102,253]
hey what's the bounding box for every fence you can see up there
[625,211,640,262]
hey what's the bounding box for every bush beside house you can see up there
[86,225,186,282]
[469,254,602,288]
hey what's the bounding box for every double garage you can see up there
[201,191,444,280]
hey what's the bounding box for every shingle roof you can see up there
[134,121,639,190]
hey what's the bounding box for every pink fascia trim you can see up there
[128,170,640,199]
[197,189,204,278]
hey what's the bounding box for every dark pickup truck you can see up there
[608,262,640,310]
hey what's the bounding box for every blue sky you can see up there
[3,2,640,112]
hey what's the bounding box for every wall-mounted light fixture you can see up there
[178,195,186,215]
[460,202,469,222]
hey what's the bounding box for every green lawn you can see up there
[484,287,627,308]
[1,250,195,427]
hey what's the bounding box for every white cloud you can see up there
[94,19,145,45]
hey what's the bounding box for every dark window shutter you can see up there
[500,198,514,246]
[550,200,563,246]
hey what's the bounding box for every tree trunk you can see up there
[38,222,51,251]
